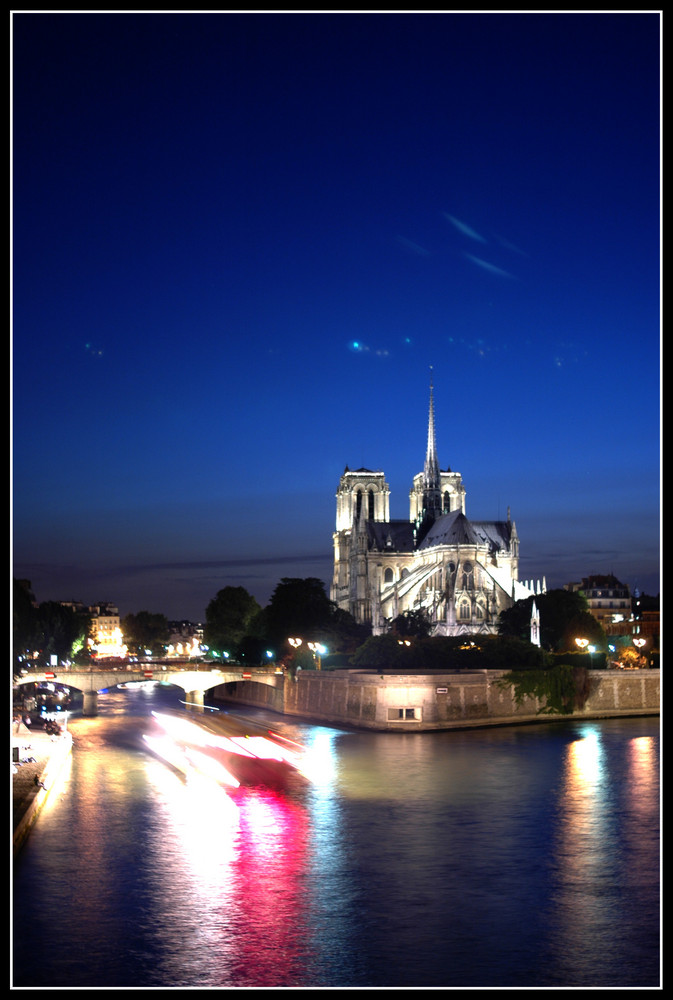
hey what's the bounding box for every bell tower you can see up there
[332,467,390,621]
[335,467,390,532]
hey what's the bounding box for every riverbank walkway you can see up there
[12,722,73,855]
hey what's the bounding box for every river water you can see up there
[12,683,660,988]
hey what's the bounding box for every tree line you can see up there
[14,574,624,674]
[13,579,93,667]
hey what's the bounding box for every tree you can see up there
[351,633,420,670]
[204,586,261,657]
[391,608,433,639]
[35,601,91,663]
[558,610,606,653]
[319,607,370,655]
[242,578,368,660]
[13,579,38,667]
[122,611,170,657]
[498,589,602,652]
[618,646,647,670]
[263,577,338,649]
[351,633,548,672]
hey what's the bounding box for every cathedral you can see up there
[331,380,545,635]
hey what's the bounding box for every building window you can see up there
[460,601,470,620]
[384,568,394,584]
[368,489,375,520]
[387,707,420,721]
[462,562,473,590]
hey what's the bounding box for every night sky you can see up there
[12,12,661,622]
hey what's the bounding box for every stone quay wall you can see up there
[213,668,660,732]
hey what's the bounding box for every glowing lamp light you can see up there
[308,642,327,670]
[575,638,589,651]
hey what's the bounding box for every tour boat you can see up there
[143,708,310,788]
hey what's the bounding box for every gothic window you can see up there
[401,568,409,579]
[462,562,473,591]
[384,568,394,584]
[355,490,363,519]
[368,489,375,520]
[443,491,451,512]
[476,603,484,619]
[459,601,470,620]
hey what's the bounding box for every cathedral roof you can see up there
[469,520,515,551]
[366,520,415,552]
[418,510,477,548]
[418,511,513,552]
[363,511,515,554]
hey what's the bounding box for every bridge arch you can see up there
[14,666,282,717]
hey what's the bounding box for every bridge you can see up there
[14,663,283,717]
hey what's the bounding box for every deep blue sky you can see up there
[12,12,661,621]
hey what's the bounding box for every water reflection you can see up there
[141,755,314,987]
[13,698,659,989]
[546,724,660,985]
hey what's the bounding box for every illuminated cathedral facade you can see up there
[331,380,545,635]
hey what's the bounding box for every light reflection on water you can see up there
[12,686,660,988]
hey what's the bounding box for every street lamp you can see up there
[308,642,327,670]
[575,638,589,652]
[633,637,646,666]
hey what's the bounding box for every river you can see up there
[12,683,660,988]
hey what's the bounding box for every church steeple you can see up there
[409,374,465,523]
[422,369,442,518]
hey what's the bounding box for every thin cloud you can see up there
[114,554,334,576]
[493,233,528,257]
[396,235,431,256]
[444,213,487,243]
[463,252,515,279]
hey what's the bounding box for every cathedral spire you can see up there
[423,368,442,517]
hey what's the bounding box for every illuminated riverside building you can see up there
[56,599,126,658]
[566,574,632,626]
[89,602,126,658]
[166,620,204,658]
[331,380,544,635]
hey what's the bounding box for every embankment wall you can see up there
[212,668,660,731]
